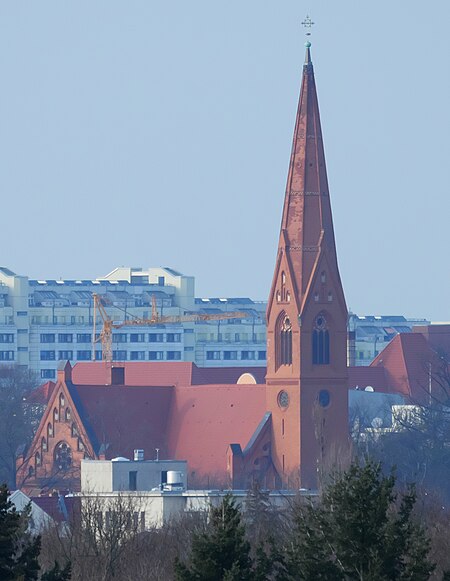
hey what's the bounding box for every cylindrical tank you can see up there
[166,471,183,485]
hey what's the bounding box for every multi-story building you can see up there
[349,314,430,366]
[0,266,267,379]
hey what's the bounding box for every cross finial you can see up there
[301,14,315,37]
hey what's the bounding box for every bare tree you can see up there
[0,365,39,488]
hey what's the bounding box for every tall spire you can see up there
[276,41,339,305]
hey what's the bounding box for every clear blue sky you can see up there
[0,1,448,321]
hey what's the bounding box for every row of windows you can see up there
[197,333,266,342]
[39,350,183,371]
[206,350,266,361]
[0,351,15,361]
[0,333,14,343]
[40,332,182,344]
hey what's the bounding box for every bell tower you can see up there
[266,42,348,489]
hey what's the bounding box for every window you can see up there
[54,442,72,471]
[113,334,127,343]
[258,350,266,360]
[0,351,14,361]
[71,423,78,437]
[40,334,55,343]
[234,334,240,341]
[18,347,28,352]
[41,369,55,379]
[184,328,194,334]
[129,471,137,491]
[321,272,326,283]
[149,351,164,360]
[47,423,53,438]
[149,333,164,342]
[312,315,330,365]
[167,351,181,360]
[76,334,91,343]
[184,346,194,352]
[41,437,47,451]
[76,351,91,361]
[95,351,102,361]
[58,350,73,360]
[53,408,59,422]
[112,350,127,361]
[58,333,73,343]
[35,452,41,466]
[276,315,292,367]
[206,351,221,360]
[224,351,237,360]
[65,408,71,421]
[18,329,28,335]
[0,334,14,343]
[16,311,28,316]
[241,351,255,360]
[40,351,55,361]
[130,333,146,343]
[130,351,146,361]
[59,393,65,407]
[166,333,181,343]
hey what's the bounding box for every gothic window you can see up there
[47,423,53,438]
[35,452,41,466]
[312,315,330,365]
[321,271,326,283]
[328,291,333,302]
[28,466,34,477]
[281,272,287,301]
[54,442,72,472]
[71,423,78,437]
[59,393,65,407]
[277,315,292,367]
[53,408,59,422]
[65,407,71,421]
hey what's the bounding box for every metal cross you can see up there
[301,14,315,36]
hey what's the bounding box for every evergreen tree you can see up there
[286,461,435,581]
[0,484,41,581]
[175,494,253,581]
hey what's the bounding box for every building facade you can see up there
[0,266,267,379]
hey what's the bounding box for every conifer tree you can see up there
[286,461,435,580]
[0,484,41,581]
[175,493,253,581]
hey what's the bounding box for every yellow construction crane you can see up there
[92,293,249,363]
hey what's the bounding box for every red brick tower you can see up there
[266,42,348,489]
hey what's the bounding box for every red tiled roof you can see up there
[370,333,432,401]
[348,366,387,392]
[71,361,266,387]
[26,381,56,405]
[69,384,174,460]
[32,495,79,523]
[167,384,266,483]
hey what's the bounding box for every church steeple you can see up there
[265,40,349,489]
[273,41,340,319]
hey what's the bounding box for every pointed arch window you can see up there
[65,407,71,421]
[312,315,330,365]
[35,452,41,467]
[277,314,292,367]
[47,423,53,438]
[59,393,65,408]
[54,441,72,472]
[28,466,34,477]
[53,408,59,422]
[71,423,78,438]
[41,437,47,452]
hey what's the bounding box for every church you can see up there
[17,41,418,494]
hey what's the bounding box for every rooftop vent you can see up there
[134,449,144,462]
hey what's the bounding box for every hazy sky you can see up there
[0,1,448,321]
